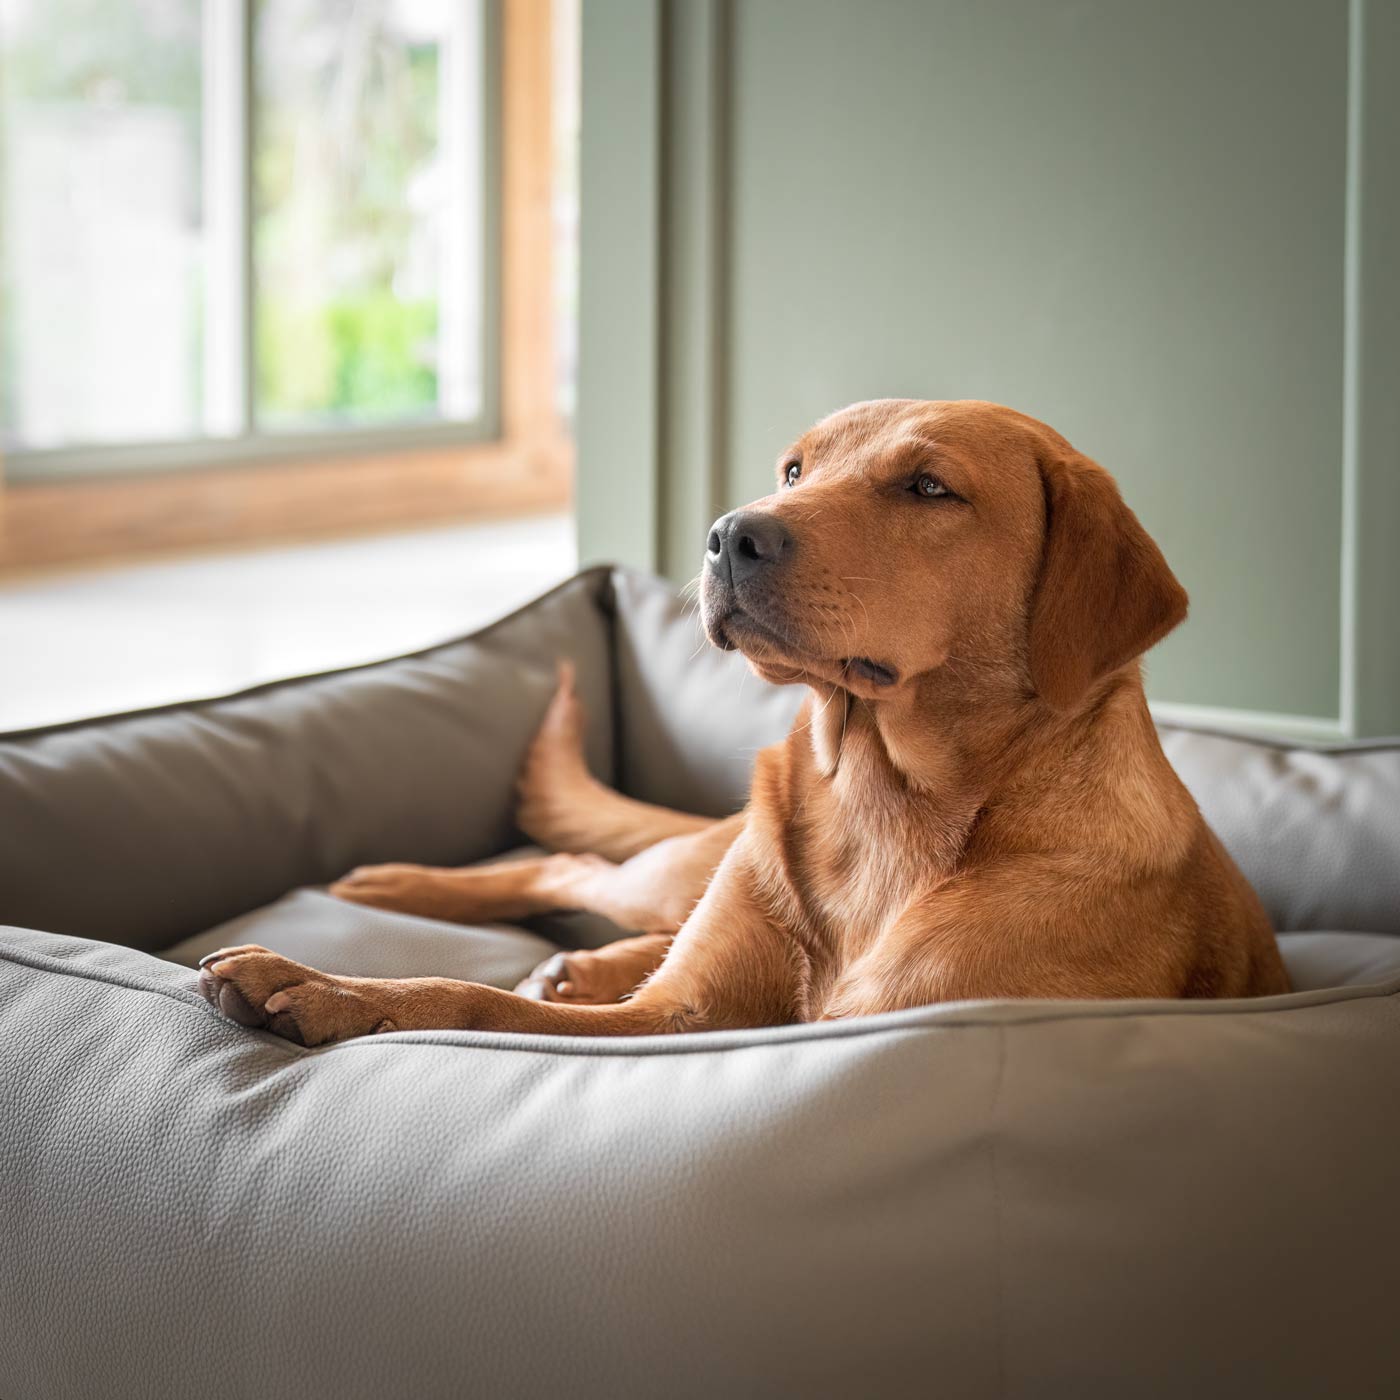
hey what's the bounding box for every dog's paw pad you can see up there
[199,967,264,1028]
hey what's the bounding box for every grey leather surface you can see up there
[1275,930,1400,991]
[1160,726,1400,935]
[0,570,615,951]
[163,887,558,990]
[5,566,1400,1398]
[610,568,804,816]
[2,924,1398,1400]
[163,845,631,978]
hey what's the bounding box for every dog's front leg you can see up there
[199,835,801,1045]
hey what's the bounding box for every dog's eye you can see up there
[914,473,950,499]
[784,461,802,487]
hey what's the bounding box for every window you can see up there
[0,0,493,477]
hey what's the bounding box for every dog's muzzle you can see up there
[705,510,794,590]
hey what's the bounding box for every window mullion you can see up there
[201,0,252,439]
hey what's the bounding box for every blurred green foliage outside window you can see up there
[0,0,484,455]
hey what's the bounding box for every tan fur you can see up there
[198,400,1288,1046]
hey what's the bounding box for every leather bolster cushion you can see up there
[0,569,617,953]
[2,924,1399,1400]
[1159,726,1400,937]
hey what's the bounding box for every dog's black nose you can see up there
[706,510,794,587]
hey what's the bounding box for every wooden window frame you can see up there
[0,0,569,573]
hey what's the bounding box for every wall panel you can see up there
[579,0,1400,738]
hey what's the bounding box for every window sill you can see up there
[0,433,572,576]
[0,513,576,731]
[1,420,497,484]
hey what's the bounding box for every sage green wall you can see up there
[577,0,1400,739]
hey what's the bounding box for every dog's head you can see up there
[701,399,1187,711]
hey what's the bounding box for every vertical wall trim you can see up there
[710,0,732,539]
[1349,0,1400,737]
[1338,0,1363,737]
[576,0,664,572]
[657,0,731,582]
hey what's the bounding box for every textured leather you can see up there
[163,887,558,990]
[0,571,615,950]
[161,845,631,979]
[1159,727,1400,934]
[1274,930,1400,990]
[4,566,1400,1398]
[2,924,1398,1400]
[610,568,804,815]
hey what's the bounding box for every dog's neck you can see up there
[804,660,1169,873]
[803,670,994,873]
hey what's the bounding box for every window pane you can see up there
[253,0,483,430]
[0,0,213,449]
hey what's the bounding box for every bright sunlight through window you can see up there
[0,0,490,472]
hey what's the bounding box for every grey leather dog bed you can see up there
[2,566,1399,1400]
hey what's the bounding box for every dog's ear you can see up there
[1028,453,1188,712]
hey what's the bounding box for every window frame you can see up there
[2,0,500,484]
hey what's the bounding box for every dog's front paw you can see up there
[197,945,397,1047]
[514,944,652,1005]
[516,950,598,1003]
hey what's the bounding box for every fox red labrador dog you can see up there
[199,399,1288,1044]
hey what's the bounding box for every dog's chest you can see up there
[767,715,977,996]
[792,789,938,961]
